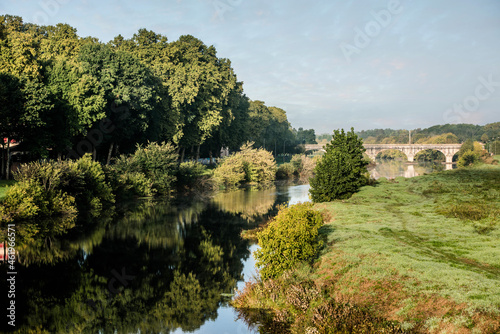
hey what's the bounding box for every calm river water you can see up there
[0,161,442,333]
[0,183,311,334]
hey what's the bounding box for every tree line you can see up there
[0,15,316,179]
[354,122,500,148]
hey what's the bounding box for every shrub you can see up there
[111,142,178,196]
[0,154,114,222]
[176,161,214,193]
[213,142,276,189]
[457,150,480,167]
[212,154,246,189]
[0,179,76,223]
[105,165,155,198]
[309,128,369,202]
[254,203,324,279]
[63,155,115,216]
[276,163,295,180]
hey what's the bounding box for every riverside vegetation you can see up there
[0,141,308,245]
[233,164,500,333]
[233,129,499,333]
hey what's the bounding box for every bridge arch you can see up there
[413,149,446,162]
[374,149,408,160]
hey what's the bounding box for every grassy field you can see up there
[312,164,500,332]
[0,180,15,199]
[234,165,500,333]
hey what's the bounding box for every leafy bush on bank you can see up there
[175,161,215,194]
[0,154,114,223]
[213,142,276,189]
[108,141,178,197]
[255,202,324,279]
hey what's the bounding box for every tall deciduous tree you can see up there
[0,73,23,179]
[309,128,369,202]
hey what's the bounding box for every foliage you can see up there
[276,163,295,180]
[110,142,178,196]
[105,163,154,198]
[457,150,480,167]
[355,123,498,145]
[0,154,115,223]
[309,128,369,202]
[213,142,276,189]
[234,270,405,334]
[376,149,407,160]
[175,161,214,194]
[276,155,317,180]
[414,149,445,161]
[0,15,311,167]
[237,164,500,333]
[255,203,324,279]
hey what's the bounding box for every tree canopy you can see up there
[0,15,316,177]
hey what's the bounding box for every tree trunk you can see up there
[180,147,185,163]
[106,142,114,165]
[92,146,97,162]
[209,150,213,165]
[57,152,62,161]
[196,145,200,161]
[6,138,11,180]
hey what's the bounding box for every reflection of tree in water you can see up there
[211,187,277,221]
[1,194,276,333]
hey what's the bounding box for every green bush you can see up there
[0,154,114,222]
[0,179,77,222]
[457,150,480,167]
[254,203,324,279]
[63,155,115,216]
[213,142,276,189]
[105,165,155,198]
[276,163,295,179]
[111,142,178,196]
[176,161,214,193]
[309,128,369,202]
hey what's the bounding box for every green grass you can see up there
[0,180,15,199]
[313,164,500,331]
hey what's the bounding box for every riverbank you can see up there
[234,164,500,333]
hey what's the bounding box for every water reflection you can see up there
[369,160,447,179]
[0,184,307,334]
[212,187,277,221]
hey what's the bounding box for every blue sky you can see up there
[2,0,500,134]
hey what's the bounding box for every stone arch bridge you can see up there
[305,144,462,163]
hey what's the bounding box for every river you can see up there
[0,161,442,333]
[0,183,311,334]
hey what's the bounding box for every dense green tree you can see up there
[309,128,369,202]
[0,73,24,179]
[76,43,163,159]
[295,127,317,144]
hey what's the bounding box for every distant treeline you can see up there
[0,15,316,179]
[319,123,500,150]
